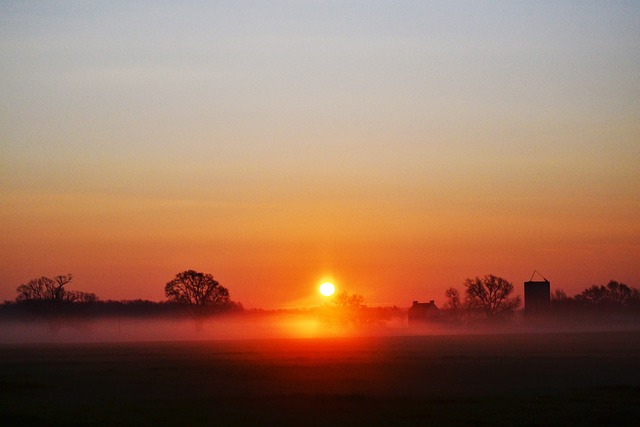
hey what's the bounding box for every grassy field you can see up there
[1,331,639,426]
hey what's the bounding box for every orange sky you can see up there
[1,2,639,308]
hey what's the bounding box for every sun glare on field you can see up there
[319,282,335,297]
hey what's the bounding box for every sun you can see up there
[319,282,335,297]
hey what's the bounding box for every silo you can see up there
[524,272,550,315]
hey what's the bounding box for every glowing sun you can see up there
[319,282,335,297]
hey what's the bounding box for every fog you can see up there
[0,313,401,344]
[2,311,639,344]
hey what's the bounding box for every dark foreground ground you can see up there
[1,331,639,426]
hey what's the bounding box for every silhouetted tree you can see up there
[334,291,365,309]
[17,274,73,302]
[443,287,461,311]
[576,285,609,305]
[441,287,463,322]
[464,274,521,319]
[15,274,97,332]
[65,290,98,303]
[320,291,367,326]
[551,288,568,302]
[549,288,578,315]
[604,281,637,306]
[164,270,230,329]
[576,281,639,307]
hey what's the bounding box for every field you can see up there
[1,331,639,426]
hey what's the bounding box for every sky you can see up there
[1,1,639,308]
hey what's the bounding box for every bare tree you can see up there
[464,274,521,318]
[441,287,463,322]
[16,274,74,302]
[164,270,230,329]
[320,291,367,326]
[15,274,97,332]
[551,288,568,302]
[443,287,461,311]
[333,291,365,310]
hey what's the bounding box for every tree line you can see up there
[3,270,639,332]
[549,280,640,317]
[3,270,242,332]
[3,270,398,331]
[439,274,640,323]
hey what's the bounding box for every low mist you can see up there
[3,310,639,345]
[0,312,402,344]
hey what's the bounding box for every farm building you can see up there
[408,300,443,325]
